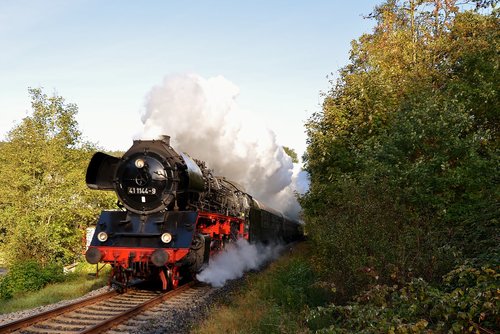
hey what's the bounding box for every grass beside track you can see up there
[192,242,332,334]
[0,264,110,315]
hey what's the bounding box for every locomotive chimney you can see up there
[161,135,171,146]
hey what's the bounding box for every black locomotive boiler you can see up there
[85,135,302,289]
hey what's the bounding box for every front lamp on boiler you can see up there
[97,231,108,242]
[161,232,172,244]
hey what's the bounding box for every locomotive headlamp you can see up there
[97,232,108,242]
[161,232,172,244]
[135,158,145,169]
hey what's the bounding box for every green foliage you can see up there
[192,244,331,334]
[302,0,498,296]
[0,276,13,300]
[303,179,438,301]
[307,263,499,333]
[256,257,329,313]
[248,254,334,334]
[0,264,110,313]
[283,146,299,163]
[0,88,115,291]
[301,1,499,331]
[0,260,64,300]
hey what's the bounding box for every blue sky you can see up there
[0,0,381,157]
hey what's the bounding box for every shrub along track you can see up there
[0,282,196,333]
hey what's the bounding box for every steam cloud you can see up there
[196,239,284,287]
[140,73,309,219]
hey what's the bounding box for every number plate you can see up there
[127,187,157,195]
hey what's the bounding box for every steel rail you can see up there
[0,289,118,333]
[81,282,195,334]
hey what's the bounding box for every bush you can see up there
[302,178,447,302]
[256,257,330,313]
[306,263,499,333]
[0,276,13,300]
[0,260,64,300]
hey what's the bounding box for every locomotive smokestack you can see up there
[161,135,171,146]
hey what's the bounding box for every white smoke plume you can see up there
[139,73,309,219]
[196,238,284,287]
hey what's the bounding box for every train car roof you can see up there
[252,198,301,225]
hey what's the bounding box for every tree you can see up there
[301,0,498,300]
[283,146,299,163]
[0,88,115,266]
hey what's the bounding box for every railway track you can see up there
[0,282,195,334]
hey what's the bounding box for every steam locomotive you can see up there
[85,135,302,290]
